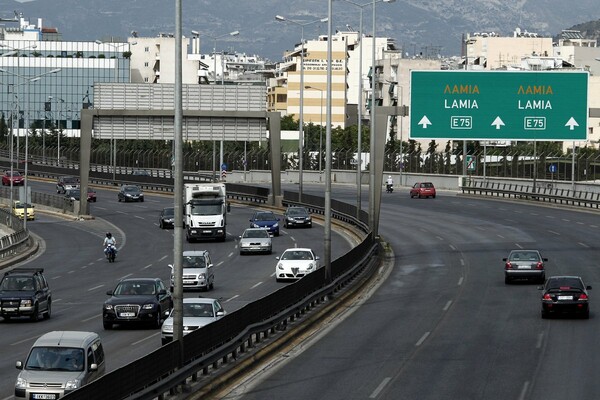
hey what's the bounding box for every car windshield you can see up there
[26,347,84,372]
[243,229,269,238]
[183,303,215,318]
[183,256,206,268]
[190,203,222,216]
[509,251,540,261]
[124,186,140,193]
[255,213,276,221]
[114,281,156,295]
[287,208,307,216]
[7,171,21,177]
[14,203,33,209]
[63,177,78,184]
[68,190,81,196]
[0,276,35,291]
[281,250,313,261]
[163,208,174,217]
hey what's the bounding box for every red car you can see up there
[410,182,436,198]
[2,171,24,186]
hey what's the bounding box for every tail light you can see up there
[542,294,552,300]
[535,262,544,270]
[579,293,588,301]
[505,262,513,270]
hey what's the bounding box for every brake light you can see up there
[505,262,513,270]
[535,262,544,270]
[542,294,552,300]
[579,293,588,301]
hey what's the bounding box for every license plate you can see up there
[183,280,195,284]
[32,394,57,399]
[119,312,135,317]
[203,230,212,234]
[4,307,17,312]
[558,295,573,300]
[517,266,530,269]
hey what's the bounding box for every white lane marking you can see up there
[497,234,505,239]
[251,282,263,289]
[119,273,133,280]
[460,259,464,266]
[443,300,452,311]
[216,261,224,267]
[68,270,76,274]
[290,236,296,242]
[436,236,444,241]
[590,225,598,228]
[457,277,464,286]
[225,295,239,303]
[52,276,61,280]
[228,252,234,258]
[158,255,168,262]
[11,334,44,346]
[562,219,570,222]
[82,314,101,323]
[548,230,560,236]
[88,285,104,291]
[132,332,160,346]
[578,242,589,248]
[545,215,555,219]
[577,221,584,225]
[142,264,152,270]
[536,332,544,349]
[81,265,88,269]
[52,299,62,303]
[518,381,530,400]
[476,226,486,231]
[515,243,523,249]
[135,215,144,220]
[416,332,430,346]
[449,245,456,251]
[369,377,392,399]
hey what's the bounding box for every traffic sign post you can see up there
[410,71,588,140]
[466,155,476,172]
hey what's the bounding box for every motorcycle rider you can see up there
[103,232,117,257]
[386,175,394,193]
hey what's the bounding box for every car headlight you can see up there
[162,323,173,333]
[277,263,284,270]
[142,303,155,310]
[273,222,279,228]
[241,242,250,247]
[307,263,315,270]
[15,377,26,389]
[126,193,132,197]
[252,223,260,228]
[65,379,81,390]
[104,304,113,311]
[20,299,32,307]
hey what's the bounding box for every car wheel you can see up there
[582,310,590,319]
[43,301,51,320]
[153,308,162,328]
[432,195,436,198]
[209,281,214,290]
[118,197,121,202]
[160,221,164,229]
[504,276,511,284]
[275,231,280,237]
[541,310,548,319]
[141,198,145,202]
[30,304,39,322]
[161,338,169,346]
[103,321,113,330]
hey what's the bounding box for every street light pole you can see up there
[276,15,327,202]
[305,85,324,178]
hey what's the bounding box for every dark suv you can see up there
[56,175,80,194]
[0,268,52,321]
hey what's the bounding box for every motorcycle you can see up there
[105,244,117,263]
[386,184,394,193]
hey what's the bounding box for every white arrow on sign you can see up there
[491,116,505,130]
[565,117,579,131]
[418,116,432,129]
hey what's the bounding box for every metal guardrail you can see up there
[462,179,600,209]
[0,208,31,261]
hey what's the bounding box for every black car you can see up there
[540,276,591,319]
[159,207,175,229]
[0,268,52,321]
[117,185,144,202]
[103,278,172,329]
[64,188,97,202]
[283,206,312,229]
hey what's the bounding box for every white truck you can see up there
[184,183,228,242]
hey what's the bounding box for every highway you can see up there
[0,181,352,400]
[222,186,600,400]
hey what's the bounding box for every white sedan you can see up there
[160,297,226,345]
[275,248,320,282]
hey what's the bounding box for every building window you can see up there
[145,47,149,52]
[144,62,149,67]
[144,77,149,82]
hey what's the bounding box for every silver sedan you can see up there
[238,228,272,255]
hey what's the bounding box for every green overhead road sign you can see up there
[409,71,588,140]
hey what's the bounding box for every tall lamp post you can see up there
[276,14,328,202]
[0,43,38,209]
[304,85,324,178]
[191,30,240,180]
[339,0,394,219]
[0,67,61,227]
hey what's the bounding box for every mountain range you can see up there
[2,0,600,61]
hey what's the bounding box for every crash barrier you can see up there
[0,208,30,261]
[62,193,377,400]
[461,179,600,209]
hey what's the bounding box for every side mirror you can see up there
[587,285,592,290]
[227,202,231,212]
[537,286,544,290]
[15,361,23,370]
[106,290,113,296]
[158,289,167,296]
[275,257,280,260]
[168,264,174,271]
[315,256,321,260]
[502,258,508,261]
[216,311,225,317]
[543,258,548,262]
[89,363,98,371]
